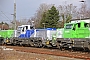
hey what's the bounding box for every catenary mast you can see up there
[14,0,16,30]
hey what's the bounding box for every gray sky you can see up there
[0,0,89,23]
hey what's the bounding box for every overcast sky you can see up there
[0,0,89,23]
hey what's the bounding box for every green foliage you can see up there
[0,22,4,24]
[0,22,9,26]
[40,6,59,28]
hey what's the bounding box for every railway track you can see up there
[4,46,90,60]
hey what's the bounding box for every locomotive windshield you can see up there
[30,26,34,29]
[65,24,73,29]
[17,27,23,30]
[84,23,89,27]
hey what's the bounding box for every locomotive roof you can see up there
[71,18,90,23]
[71,18,90,21]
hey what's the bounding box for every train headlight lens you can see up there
[6,40,9,42]
[46,41,49,44]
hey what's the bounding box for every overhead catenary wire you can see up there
[1,11,11,21]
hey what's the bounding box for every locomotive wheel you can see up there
[29,41,34,47]
[83,47,89,52]
[38,41,42,48]
[56,42,63,51]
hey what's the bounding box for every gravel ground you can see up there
[0,46,85,60]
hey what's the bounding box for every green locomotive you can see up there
[0,30,14,44]
[63,21,90,38]
[56,21,90,50]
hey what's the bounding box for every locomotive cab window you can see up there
[73,24,76,30]
[84,23,89,27]
[65,24,73,29]
[26,26,28,30]
[30,26,34,29]
[22,27,24,32]
[17,27,22,30]
[77,23,80,28]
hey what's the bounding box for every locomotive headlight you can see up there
[72,40,74,44]
[6,38,9,43]
[6,39,9,42]
[46,41,49,45]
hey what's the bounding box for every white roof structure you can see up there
[71,18,90,23]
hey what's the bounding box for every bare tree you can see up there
[57,4,77,27]
[10,20,20,29]
[19,18,28,25]
[27,17,36,26]
[11,18,28,29]
[77,2,90,18]
[33,3,53,28]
